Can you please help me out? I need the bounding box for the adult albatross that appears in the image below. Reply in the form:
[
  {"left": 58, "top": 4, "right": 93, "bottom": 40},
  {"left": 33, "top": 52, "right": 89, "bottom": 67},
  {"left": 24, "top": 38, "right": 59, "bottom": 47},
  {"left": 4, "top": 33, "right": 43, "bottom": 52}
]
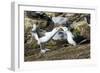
[
  {"left": 31, "top": 24, "right": 62, "bottom": 53},
  {"left": 52, "top": 14, "right": 76, "bottom": 46}
]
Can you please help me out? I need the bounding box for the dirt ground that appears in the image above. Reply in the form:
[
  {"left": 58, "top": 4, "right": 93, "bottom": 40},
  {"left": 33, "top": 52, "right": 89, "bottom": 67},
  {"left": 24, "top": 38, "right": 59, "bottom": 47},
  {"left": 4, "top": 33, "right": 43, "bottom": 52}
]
[{"left": 24, "top": 43, "right": 90, "bottom": 61}]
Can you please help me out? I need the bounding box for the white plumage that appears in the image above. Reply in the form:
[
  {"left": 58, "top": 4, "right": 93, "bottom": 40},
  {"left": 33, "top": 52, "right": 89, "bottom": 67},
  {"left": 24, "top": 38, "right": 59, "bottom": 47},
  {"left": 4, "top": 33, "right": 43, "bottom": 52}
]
[
  {"left": 53, "top": 31, "right": 67, "bottom": 40},
  {"left": 32, "top": 24, "right": 61, "bottom": 53},
  {"left": 53, "top": 27, "right": 76, "bottom": 46},
  {"left": 61, "top": 27, "right": 76, "bottom": 46},
  {"left": 52, "top": 16, "right": 76, "bottom": 46}
]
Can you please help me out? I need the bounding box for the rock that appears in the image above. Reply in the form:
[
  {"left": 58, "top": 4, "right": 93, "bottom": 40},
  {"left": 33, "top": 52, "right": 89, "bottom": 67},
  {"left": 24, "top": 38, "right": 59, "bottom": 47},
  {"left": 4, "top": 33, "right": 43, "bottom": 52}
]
[{"left": 72, "top": 21, "right": 90, "bottom": 40}]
